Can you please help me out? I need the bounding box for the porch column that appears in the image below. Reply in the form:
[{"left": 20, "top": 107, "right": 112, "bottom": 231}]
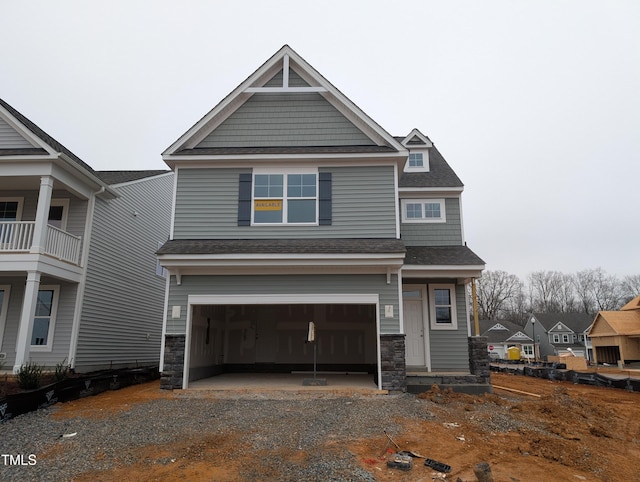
[
  {"left": 13, "top": 271, "right": 41, "bottom": 373},
  {"left": 30, "top": 175, "right": 54, "bottom": 254}
]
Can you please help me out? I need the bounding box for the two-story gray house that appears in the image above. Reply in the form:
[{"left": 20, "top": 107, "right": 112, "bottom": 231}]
[
  {"left": 525, "top": 313, "right": 594, "bottom": 361},
  {"left": 158, "top": 45, "right": 485, "bottom": 392},
  {"left": 0, "top": 98, "right": 173, "bottom": 374}
]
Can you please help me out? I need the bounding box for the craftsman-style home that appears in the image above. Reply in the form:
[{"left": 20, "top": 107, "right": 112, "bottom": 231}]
[{"left": 158, "top": 45, "right": 485, "bottom": 392}]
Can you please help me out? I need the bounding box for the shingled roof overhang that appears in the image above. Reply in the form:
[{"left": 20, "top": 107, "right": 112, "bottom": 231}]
[
  {"left": 402, "top": 245, "right": 485, "bottom": 281},
  {"left": 157, "top": 238, "right": 406, "bottom": 278}
]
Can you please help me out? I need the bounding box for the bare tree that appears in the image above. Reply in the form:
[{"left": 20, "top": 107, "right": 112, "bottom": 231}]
[
  {"left": 476, "top": 270, "right": 523, "bottom": 320},
  {"left": 527, "top": 271, "right": 567, "bottom": 312},
  {"left": 573, "top": 268, "right": 624, "bottom": 314},
  {"left": 621, "top": 274, "right": 640, "bottom": 302}
]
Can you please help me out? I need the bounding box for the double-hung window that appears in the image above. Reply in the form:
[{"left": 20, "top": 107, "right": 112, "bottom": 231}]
[
  {"left": 253, "top": 169, "right": 317, "bottom": 224},
  {"left": 30, "top": 286, "right": 59, "bottom": 351},
  {"left": 401, "top": 199, "right": 446, "bottom": 223},
  {"left": 429, "top": 284, "right": 458, "bottom": 330}
]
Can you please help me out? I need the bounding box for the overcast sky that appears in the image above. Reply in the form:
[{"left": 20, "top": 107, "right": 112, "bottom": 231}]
[{"left": 2, "top": 1, "right": 638, "bottom": 280}]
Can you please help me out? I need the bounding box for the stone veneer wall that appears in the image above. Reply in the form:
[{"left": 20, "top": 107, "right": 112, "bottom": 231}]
[
  {"left": 380, "top": 334, "right": 407, "bottom": 392},
  {"left": 160, "top": 334, "right": 185, "bottom": 390},
  {"left": 468, "top": 336, "right": 490, "bottom": 384}
]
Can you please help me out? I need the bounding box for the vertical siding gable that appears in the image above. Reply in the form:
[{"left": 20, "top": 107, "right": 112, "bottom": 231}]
[
  {"left": 0, "top": 116, "right": 34, "bottom": 148},
  {"left": 196, "top": 93, "right": 375, "bottom": 148}
]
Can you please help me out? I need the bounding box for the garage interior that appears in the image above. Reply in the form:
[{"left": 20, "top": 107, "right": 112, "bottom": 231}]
[{"left": 188, "top": 303, "right": 378, "bottom": 383}]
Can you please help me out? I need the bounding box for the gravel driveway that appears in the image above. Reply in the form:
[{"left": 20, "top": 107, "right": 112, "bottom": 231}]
[{"left": 0, "top": 390, "right": 435, "bottom": 481}]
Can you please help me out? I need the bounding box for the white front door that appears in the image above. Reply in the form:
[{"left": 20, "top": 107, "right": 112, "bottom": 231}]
[{"left": 403, "top": 286, "right": 428, "bottom": 368}]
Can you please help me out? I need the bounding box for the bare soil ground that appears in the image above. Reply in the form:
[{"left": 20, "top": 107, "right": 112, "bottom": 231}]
[{"left": 47, "top": 372, "right": 640, "bottom": 482}]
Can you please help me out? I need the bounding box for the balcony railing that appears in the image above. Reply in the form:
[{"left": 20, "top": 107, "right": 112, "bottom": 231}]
[{"left": 0, "top": 221, "right": 82, "bottom": 266}]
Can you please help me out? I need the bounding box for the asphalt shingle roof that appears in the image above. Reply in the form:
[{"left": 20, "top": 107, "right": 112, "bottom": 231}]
[
  {"left": 95, "top": 170, "right": 169, "bottom": 185},
  {"left": 157, "top": 238, "right": 406, "bottom": 255},
  {"left": 399, "top": 145, "right": 464, "bottom": 188},
  {"left": 0, "top": 97, "right": 96, "bottom": 174},
  {"left": 404, "top": 245, "right": 485, "bottom": 266},
  {"left": 530, "top": 313, "right": 594, "bottom": 332}
]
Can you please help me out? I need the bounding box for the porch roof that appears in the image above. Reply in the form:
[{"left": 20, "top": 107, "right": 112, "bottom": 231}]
[
  {"left": 404, "top": 245, "right": 485, "bottom": 266},
  {"left": 157, "top": 238, "right": 406, "bottom": 255}
]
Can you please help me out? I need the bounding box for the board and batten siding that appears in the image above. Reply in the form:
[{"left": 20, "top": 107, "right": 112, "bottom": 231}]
[
  {"left": 75, "top": 173, "right": 173, "bottom": 371},
  {"left": 196, "top": 92, "right": 374, "bottom": 148},
  {"left": 0, "top": 116, "right": 33, "bottom": 148},
  {"left": 400, "top": 198, "right": 462, "bottom": 246},
  {"left": 165, "top": 273, "right": 400, "bottom": 335},
  {"left": 428, "top": 284, "right": 470, "bottom": 372},
  {"left": 173, "top": 166, "right": 397, "bottom": 239}
]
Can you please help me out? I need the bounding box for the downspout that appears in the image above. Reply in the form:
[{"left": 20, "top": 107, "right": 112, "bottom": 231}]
[{"left": 67, "top": 186, "right": 104, "bottom": 369}]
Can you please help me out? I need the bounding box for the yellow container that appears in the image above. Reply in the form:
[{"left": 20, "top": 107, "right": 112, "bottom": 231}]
[{"left": 507, "top": 346, "right": 520, "bottom": 360}]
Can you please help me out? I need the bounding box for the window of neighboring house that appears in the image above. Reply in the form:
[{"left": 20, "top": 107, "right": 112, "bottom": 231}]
[
  {"left": 562, "top": 334, "right": 570, "bottom": 343},
  {"left": 156, "top": 241, "right": 168, "bottom": 278},
  {"left": 253, "top": 170, "right": 317, "bottom": 224},
  {"left": 552, "top": 334, "right": 560, "bottom": 344},
  {"left": 0, "top": 285, "right": 10, "bottom": 349},
  {"left": 523, "top": 345, "right": 533, "bottom": 356},
  {"left": 578, "top": 334, "right": 585, "bottom": 342},
  {"left": 30, "top": 286, "right": 59, "bottom": 351},
  {"left": 48, "top": 199, "right": 69, "bottom": 230},
  {"left": 0, "top": 198, "right": 23, "bottom": 245},
  {"left": 401, "top": 199, "right": 446, "bottom": 223},
  {"left": 429, "top": 284, "right": 457, "bottom": 330}
]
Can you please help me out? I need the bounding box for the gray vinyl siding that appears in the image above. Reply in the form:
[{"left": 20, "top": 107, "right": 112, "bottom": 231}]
[
  {"left": 0, "top": 277, "right": 76, "bottom": 368},
  {"left": 0, "top": 116, "right": 33, "bottom": 148},
  {"left": 173, "top": 166, "right": 397, "bottom": 239},
  {"left": 74, "top": 173, "right": 173, "bottom": 371},
  {"left": 400, "top": 198, "right": 463, "bottom": 246},
  {"left": 429, "top": 284, "right": 470, "bottom": 371},
  {"left": 165, "top": 273, "right": 400, "bottom": 335},
  {"left": 196, "top": 93, "right": 374, "bottom": 147}
]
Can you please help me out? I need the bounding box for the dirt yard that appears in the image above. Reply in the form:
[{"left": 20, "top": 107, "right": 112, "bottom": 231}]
[{"left": 48, "top": 372, "right": 640, "bottom": 482}]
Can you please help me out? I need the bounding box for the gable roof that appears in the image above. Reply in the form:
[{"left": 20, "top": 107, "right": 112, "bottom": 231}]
[
  {"left": 588, "top": 310, "right": 640, "bottom": 337},
  {"left": 529, "top": 312, "right": 593, "bottom": 332},
  {"left": 163, "top": 45, "right": 406, "bottom": 163},
  {"left": 0, "top": 98, "right": 96, "bottom": 174},
  {"left": 479, "top": 319, "right": 531, "bottom": 343},
  {"left": 621, "top": 295, "right": 640, "bottom": 311}
]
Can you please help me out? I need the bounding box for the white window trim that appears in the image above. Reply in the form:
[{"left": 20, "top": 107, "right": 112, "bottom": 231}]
[
  {"left": 0, "top": 197, "right": 24, "bottom": 221},
  {"left": 30, "top": 285, "right": 59, "bottom": 352},
  {"left": 49, "top": 199, "right": 70, "bottom": 231},
  {"left": 552, "top": 334, "right": 560, "bottom": 343},
  {"left": 401, "top": 198, "right": 446, "bottom": 223},
  {"left": 0, "top": 285, "right": 11, "bottom": 350},
  {"left": 403, "top": 149, "right": 430, "bottom": 172},
  {"left": 428, "top": 283, "right": 458, "bottom": 330},
  {"left": 251, "top": 167, "right": 319, "bottom": 226},
  {"left": 562, "top": 334, "right": 570, "bottom": 343}
]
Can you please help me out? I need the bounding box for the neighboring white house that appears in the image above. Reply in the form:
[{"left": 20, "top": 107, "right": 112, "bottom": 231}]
[{"left": 0, "top": 98, "right": 173, "bottom": 373}]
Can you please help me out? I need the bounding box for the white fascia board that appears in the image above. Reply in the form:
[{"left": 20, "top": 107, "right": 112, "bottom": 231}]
[
  {"left": 244, "top": 86, "right": 328, "bottom": 93},
  {"left": 0, "top": 256, "right": 83, "bottom": 282},
  {"left": 0, "top": 104, "right": 58, "bottom": 154},
  {"left": 170, "top": 265, "right": 397, "bottom": 277},
  {"left": 163, "top": 152, "right": 408, "bottom": 170},
  {"left": 160, "top": 253, "right": 405, "bottom": 266}
]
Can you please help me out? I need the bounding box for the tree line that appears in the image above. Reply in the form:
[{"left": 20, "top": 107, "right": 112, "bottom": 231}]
[{"left": 475, "top": 268, "right": 640, "bottom": 324}]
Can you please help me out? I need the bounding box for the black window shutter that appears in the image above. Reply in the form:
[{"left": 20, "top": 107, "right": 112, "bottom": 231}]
[
  {"left": 318, "top": 172, "right": 332, "bottom": 225},
  {"left": 238, "top": 173, "right": 252, "bottom": 226}
]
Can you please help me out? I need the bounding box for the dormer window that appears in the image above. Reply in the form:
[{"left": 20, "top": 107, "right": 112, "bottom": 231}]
[
  {"left": 404, "top": 149, "right": 429, "bottom": 172},
  {"left": 408, "top": 153, "right": 424, "bottom": 168}
]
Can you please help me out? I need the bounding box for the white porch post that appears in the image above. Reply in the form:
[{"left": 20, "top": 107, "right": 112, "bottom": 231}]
[
  {"left": 13, "top": 271, "right": 41, "bottom": 373},
  {"left": 30, "top": 175, "right": 54, "bottom": 254}
]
